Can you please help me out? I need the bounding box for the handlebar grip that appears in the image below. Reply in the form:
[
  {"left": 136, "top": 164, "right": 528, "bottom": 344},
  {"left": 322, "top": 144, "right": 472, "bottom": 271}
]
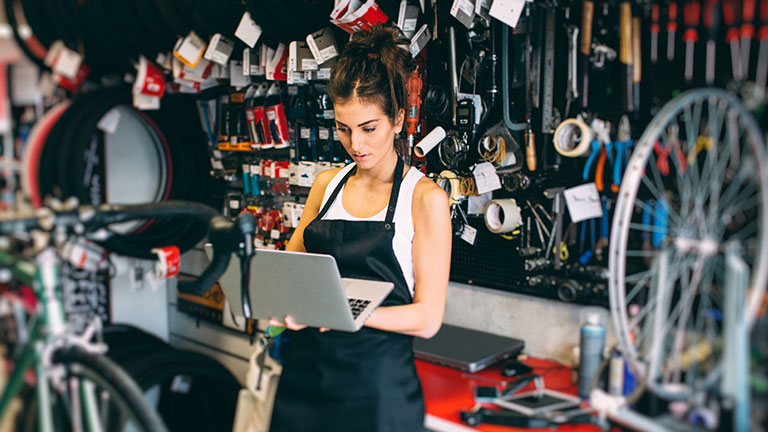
[{"left": 176, "top": 215, "right": 237, "bottom": 296}]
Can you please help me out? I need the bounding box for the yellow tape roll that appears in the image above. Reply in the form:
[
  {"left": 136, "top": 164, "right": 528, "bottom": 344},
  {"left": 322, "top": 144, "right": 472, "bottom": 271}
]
[
  {"left": 437, "top": 170, "right": 462, "bottom": 205},
  {"left": 553, "top": 118, "right": 593, "bottom": 158}
]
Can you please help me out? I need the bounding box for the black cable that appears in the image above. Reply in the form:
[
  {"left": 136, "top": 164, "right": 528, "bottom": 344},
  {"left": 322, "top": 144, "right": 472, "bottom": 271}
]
[{"left": 4, "top": 0, "right": 47, "bottom": 70}]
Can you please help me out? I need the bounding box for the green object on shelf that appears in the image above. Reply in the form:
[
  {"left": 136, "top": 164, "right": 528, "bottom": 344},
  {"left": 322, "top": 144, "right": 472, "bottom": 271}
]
[{"left": 267, "top": 325, "right": 286, "bottom": 338}]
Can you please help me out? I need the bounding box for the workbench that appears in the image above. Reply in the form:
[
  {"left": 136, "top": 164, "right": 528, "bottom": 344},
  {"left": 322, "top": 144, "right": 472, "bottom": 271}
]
[{"left": 416, "top": 358, "right": 602, "bottom": 432}]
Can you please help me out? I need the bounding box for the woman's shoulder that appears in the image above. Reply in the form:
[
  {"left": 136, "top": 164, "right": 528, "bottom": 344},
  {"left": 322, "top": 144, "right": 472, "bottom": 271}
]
[{"left": 412, "top": 176, "right": 449, "bottom": 212}]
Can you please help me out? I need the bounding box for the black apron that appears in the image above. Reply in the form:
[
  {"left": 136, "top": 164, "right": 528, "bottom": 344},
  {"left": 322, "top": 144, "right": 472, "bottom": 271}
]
[{"left": 270, "top": 158, "right": 425, "bottom": 432}]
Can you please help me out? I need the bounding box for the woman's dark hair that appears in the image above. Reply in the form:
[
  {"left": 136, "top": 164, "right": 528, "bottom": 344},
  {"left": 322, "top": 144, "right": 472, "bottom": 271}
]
[{"left": 329, "top": 24, "right": 415, "bottom": 122}]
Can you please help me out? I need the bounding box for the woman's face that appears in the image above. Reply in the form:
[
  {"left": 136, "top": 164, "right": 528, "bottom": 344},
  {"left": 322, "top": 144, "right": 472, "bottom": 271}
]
[{"left": 334, "top": 95, "right": 404, "bottom": 170}]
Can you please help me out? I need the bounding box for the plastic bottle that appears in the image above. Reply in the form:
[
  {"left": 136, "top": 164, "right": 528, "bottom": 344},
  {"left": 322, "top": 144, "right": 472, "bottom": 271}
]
[{"left": 578, "top": 307, "right": 607, "bottom": 398}]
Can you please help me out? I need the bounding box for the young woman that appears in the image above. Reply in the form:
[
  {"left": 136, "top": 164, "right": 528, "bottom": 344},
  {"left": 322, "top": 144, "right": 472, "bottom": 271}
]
[{"left": 267, "top": 25, "right": 452, "bottom": 432}]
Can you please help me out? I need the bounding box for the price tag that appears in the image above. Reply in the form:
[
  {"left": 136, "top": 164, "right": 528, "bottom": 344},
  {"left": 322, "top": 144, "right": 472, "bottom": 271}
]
[
  {"left": 174, "top": 31, "right": 207, "bottom": 68},
  {"left": 300, "top": 127, "right": 311, "bottom": 139},
  {"left": 235, "top": 11, "right": 263, "bottom": 48},
  {"left": 460, "top": 224, "right": 478, "bottom": 245},
  {"left": 472, "top": 162, "right": 502, "bottom": 194},
  {"left": 563, "top": 183, "right": 603, "bottom": 223},
  {"left": 53, "top": 47, "right": 82, "bottom": 80},
  {"left": 318, "top": 128, "right": 330, "bottom": 140},
  {"left": 489, "top": 0, "right": 527, "bottom": 29},
  {"left": 316, "top": 68, "right": 331, "bottom": 80},
  {"left": 270, "top": 229, "right": 280, "bottom": 240}
]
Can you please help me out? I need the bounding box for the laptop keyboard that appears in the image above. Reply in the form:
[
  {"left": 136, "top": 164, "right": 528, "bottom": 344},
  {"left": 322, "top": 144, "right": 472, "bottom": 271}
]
[{"left": 348, "top": 298, "right": 371, "bottom": 319}]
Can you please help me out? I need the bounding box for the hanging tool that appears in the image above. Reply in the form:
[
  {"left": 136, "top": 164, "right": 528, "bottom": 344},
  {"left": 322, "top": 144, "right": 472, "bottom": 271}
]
[
  {"left": 524, "top": 4, "right": 537, "bottom": 172},
  {"left": 544, "top": 188, "right": 565, "bottom": 270},
  {"left": 612, "top": 115, "right": 632, "bottom": 192},
  {"left": 742, "top": 0, "right": 757, "bottom": 79},
  {"left": 758, "top": 0, "right": 768, "bottom": 99},
  {"left": 683, "top": 1, "right": 701, "bottom": 83},
  {"left": 566, "top": 25, "right": 580, "bottom": 117},
  {"left": 580, "top": 0, "right": 594, "bottom": 109},
  {"left": 619, "top": 1, "right": 634, "bottom": 113},
  {"left": 632, "top": 14, "right": 642, "bottom": 114},
  {"left": 531, "top": 5, "right": 543, "bottom": 109},
  {"left": 652, "top": 199, "right": 668, "bottom": 248},
  {"left": 584, "top": 118, "right": 610, "bottom": 182},
  {"left": 578, "top": 218, "right": 597, "bottom": 265},
  {"left": 406, "top": 68, "right": 422, "bottom": 163},
  {"left": 667, "top": 2, "right": 679, "bottom": 62},
  {"left": 655, "top": 124, "right": 686, "bottom": 176},
  {"left": 651, "top": 4, "right": 661, "bottom": 63},
  {"left": 541, "top": 6, "right": 559, "bottom": 170},
  {"left": 594, "top": 196, "right": 609, "bottom": 262},
  {"left": 541, "top": 7, "right": 557, "bottom": 135},
  {"left": 703, "top": 0, "right": 720, "bottom": 85},
  {"left": 449, "top": 26, "right": 459, "bottom": 125},
  {"left": 642, "top": 200, "right": 653, "bottom": 266},
  {"left": 724, "top": 0, "right": 745, "bottom": 81}
]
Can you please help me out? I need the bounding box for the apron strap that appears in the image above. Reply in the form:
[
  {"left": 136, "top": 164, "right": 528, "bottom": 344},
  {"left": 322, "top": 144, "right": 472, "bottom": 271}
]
[
  {"left": 316, "top": 157, "right": 406, "bottom": 222},
  {"left": 384, "top": 157, "right": 405, "bottom": 223}
]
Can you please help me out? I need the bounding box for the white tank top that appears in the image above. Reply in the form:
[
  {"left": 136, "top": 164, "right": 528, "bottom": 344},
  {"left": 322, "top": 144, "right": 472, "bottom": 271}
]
[{"left": 319, "top": 163, "right": 424, "bottom": 297}]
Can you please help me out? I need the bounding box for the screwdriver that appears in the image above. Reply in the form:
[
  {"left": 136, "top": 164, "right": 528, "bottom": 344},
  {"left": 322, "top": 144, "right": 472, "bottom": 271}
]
[
  {"left": 724, "top": 0, "right": 745, "bottom": 81},
  {"left": 683, "top": 1, "right": 700, "bottom": 83},
  {"left": 667, "top": 2, "right": 679, "bottom": 62},
  {"left": 580, "top": 0, "right": 594, "bottom": 109},
  {"left": 703, "top": 0, "right": 720, "bottom": 85},
  {"left": 742, "top": 0, "right": 757, "bottom": 79},
  {"left": 619, "top": 1, "right": 633, "bottom": 112},
  {"left": 651, "top": 4, "right": 661, "bottom": 64},
  {"left": 405, "top": 68, "right": 422, "bottom": 162}
]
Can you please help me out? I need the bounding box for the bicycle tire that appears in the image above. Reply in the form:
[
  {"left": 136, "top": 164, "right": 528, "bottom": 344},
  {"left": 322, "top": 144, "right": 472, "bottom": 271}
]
[{"left": 19, "top": 347, "right": 170, "bottom": 432}]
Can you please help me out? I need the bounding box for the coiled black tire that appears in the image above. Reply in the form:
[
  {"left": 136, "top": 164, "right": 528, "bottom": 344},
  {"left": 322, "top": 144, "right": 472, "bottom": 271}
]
[{"left": 117, "top": 349, "right": 241, "bottom": 432}]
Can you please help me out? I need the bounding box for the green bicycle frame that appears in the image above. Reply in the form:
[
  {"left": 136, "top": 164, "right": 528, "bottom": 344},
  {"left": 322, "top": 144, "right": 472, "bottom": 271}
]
[{"left": 0, "top": 247, "right": 67, "bottom": 432}]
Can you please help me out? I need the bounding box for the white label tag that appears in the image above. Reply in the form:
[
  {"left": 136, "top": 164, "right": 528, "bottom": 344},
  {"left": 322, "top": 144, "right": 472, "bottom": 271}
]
[
  {"left": 97, "top": 108, "right": 121, "bottom": 134},
  {"left": 250, "top": 164, "right": 260, "bottom": 175},
  {"left": 229, "top": 199, "right": 240, "bottom": 209},
  {"left": 132, "top": 93, "right": 161, "bottom": 110},
  {"left": 300, "top": 127, "right": 311, "bottom": 139},
  {"left": 564, "top": 183, "right": 603, "bottom": 223},
  {"left": 301, "top": 58, "right": 319, "bottom": 70},
  {"left": 460, "top": 224, "right": 478, "bottom": 245},
  {"left": 204, "top": 34, "right": 235, "bottom": 65},
  {"left": 316, "top": 69, "right": 331, "bottom": 80},
  {"left": 250, "top": 65, "right": 265, "bottom": 76},
  {"left": 468, "top": 192, "right": 492, "bottom": 215},
  {"left": 270, "top": 229, "right": 280, "bottom": 240},
  {"left": 489, "top": 0, "right": 527, "bottom": 29},
  {"left": 174, "top": 32, "right": 207, "bottom": 68},
  {"left": 403, "top": 18, "right": 418, "bottom": 32},
  {"left": 235, "top": 11, "right": 263, "bottom": 48},
  {"left": 333, "top": 129, "right": 340, "bottom": 140},
  {"left": 472, "top": 162, "right": 502, "bottom": 194},
  {"left": 298, "top": 162, "right": 316, "bottom": 187},
  {"left": 318, "top": 128, "right": 330, "bottom": 140},
  {"left": 229, "top": 60, "right": 249, "bottom": 88},
  {"left": 322, "top": 109, "right": 335, "bottom": 119},
  {"left": 53, "top": 48, "right": 83, "bottom": 80},
  {"left": 319, "top": 45, "right": 338, "bottom": 62}
]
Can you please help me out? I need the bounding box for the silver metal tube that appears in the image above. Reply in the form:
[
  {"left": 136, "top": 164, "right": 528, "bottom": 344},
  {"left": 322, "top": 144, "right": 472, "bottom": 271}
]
[{"left": 448, "top": 26, "right": 458, "bottom": 126}]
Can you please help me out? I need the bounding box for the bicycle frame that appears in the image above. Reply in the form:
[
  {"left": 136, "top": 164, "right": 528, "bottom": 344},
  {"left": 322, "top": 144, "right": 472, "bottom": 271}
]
[{"left": 0, "top": 247, "right": 73, "bottom": 432}]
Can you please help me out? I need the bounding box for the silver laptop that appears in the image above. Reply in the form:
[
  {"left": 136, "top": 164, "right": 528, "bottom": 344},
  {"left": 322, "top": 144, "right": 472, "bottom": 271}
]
[{"left": 205, "top": 247, "right": 394, "bottom": 332}]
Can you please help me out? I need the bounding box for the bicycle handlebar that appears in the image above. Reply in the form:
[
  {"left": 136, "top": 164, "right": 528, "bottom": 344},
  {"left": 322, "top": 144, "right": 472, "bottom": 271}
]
[{"left": 0, "top": 201, "right": 245, "bottom": 296}]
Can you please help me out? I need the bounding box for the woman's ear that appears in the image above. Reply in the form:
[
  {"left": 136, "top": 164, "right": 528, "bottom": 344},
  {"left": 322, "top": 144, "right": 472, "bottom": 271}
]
[{"left": 395, "top": 108, "right": 405, "bottom": 134}]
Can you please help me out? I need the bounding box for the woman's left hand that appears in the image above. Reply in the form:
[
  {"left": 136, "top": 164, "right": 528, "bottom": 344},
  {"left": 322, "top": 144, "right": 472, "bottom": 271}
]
[{"left": 268, "top": 315, "right": 330, "bottom": 333}]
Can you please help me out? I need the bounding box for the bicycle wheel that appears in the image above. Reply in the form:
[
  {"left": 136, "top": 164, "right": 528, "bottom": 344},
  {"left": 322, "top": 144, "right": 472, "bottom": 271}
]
[
  {"left": 609, "top": 88, "right": 768, "bottom": 400},
  {"left": 20, "top": 347, "right": 168, "bottom": 432}
]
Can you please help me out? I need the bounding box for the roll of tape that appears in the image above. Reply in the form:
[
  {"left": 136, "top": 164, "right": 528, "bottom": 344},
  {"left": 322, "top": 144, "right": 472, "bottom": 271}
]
[
  {"left": 414, "top": 126, "right": 447, "bottom": 157},
  {"left": 437, "top": 170, "right": 462, "bottom": 205},
  {"left": 553, "top": 118, "right": 593, "bottom": 157},
  {"left": 484, "top": 198, "right": 522, "bottom": 234}
]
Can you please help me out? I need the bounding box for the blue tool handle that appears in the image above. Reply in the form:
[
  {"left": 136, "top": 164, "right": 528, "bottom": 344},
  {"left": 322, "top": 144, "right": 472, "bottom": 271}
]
[
  {"left": 583, "top": 141, "right": 601, "bottom": 180},
  {"left": 652, "top": 199, "right": 668, "bottom": 248},
  {"left": 250, "top": 175, "right": 261, "bottom": 196},
  {"left": 600, "top": 197, "right": 609, "bottom": 238},
  {"left": 579, "top": 250, "right": 593, "bottom": 265},
  {"left": 243, "top": 172, "right": 252, "bottom": 195},
  {"left": 614, "top": 141, "right": 626, "bottom": 186},
  {"left": 642, "top": 200, "right": 653, "bottom": 240}
]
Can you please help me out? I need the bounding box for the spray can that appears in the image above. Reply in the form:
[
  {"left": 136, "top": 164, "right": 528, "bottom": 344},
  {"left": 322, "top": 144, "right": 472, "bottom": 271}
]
[
  {"left": 608, "top": 347, "right": 625, "bottom": 395},
  {"left": 578, "top": 307, "right": 607, "bottom": 398}
]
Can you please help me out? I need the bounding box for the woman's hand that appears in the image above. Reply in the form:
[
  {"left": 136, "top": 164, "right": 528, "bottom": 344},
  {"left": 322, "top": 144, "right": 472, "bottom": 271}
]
[{"left": 268, "top": 315, "right": 330, "bottom": 333}]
